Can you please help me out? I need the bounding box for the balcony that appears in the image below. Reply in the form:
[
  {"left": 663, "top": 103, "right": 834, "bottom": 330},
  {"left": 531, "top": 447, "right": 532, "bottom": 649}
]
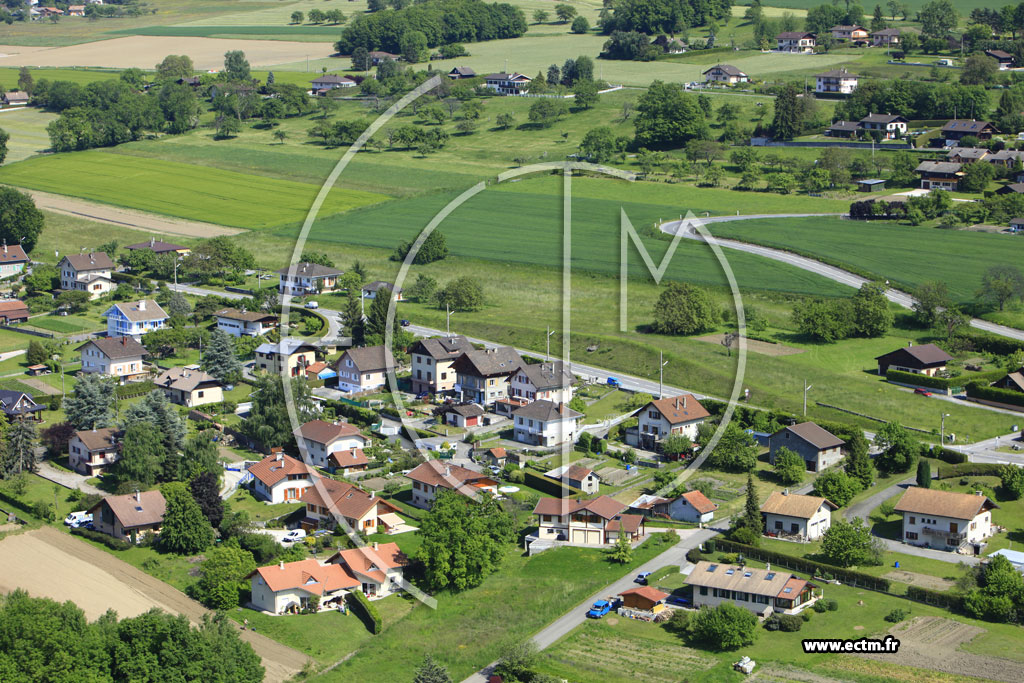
[{"left": 921, "top": 526, "right": 966, "bottom": 541}]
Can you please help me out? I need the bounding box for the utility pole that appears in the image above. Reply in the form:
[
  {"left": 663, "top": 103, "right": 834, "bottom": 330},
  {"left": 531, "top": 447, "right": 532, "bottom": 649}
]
[
  {"left": 546, "top": 327, "right": 555, "bottom": 361},
  {"left": 941, "top": 412, "right": 950, "bottom": 445},
  {"left": 803, "top": 379, "right": 813, "bottom": 416},
  {"left": 659, "top": 351, "right": 669, "bottom": 399},
  {"left": 446, "top": 304, "right": 454, "bottom": 335}
]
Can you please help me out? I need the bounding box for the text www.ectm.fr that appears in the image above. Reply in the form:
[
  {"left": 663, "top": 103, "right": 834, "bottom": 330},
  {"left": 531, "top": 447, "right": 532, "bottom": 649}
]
[{"left": 802, "top": 636, "right": 900, "bottom": 654}]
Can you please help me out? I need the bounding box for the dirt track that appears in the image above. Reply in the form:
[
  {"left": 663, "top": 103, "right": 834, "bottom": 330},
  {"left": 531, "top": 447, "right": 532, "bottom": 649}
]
[
  {"left": 25, "top": 189, "right": 245, "bottom": 238},
  {"left": 0, "top": 526, "right": 309, "bottom": 682},
  {"left": 0, "top": 36, "right": 332, "bottom": 70}
]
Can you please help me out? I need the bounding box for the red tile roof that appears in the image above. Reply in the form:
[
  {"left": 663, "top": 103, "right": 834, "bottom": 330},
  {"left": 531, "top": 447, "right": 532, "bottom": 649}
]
[
  {"left": 619, "top": 586, "right": 668, "bottom": 602},
  {"left": 249, "top": 559, "right": 358, "bottom": 594},
  {"left": 300, "top": 479, "right": 400, "bottom": 520},
  {"left": 680, "top": 490, "right": 718, "bottom": 514},
  {"left": 327, "top": 449, "right": 370, "bottom": 469},
  {"left": 294, "top": 420, "right": 364, "bottom": 445},
  {"left": 405, "top": 460, "right": 498, "bottom": 497},
  {"left": 328, "top": 542, "right": 407, "bottom": 583},
  {"left": 646, "top": 394, "right": 709, "bottom": 425},
  {"left": 247, "top": 453, "right": 318, "bottom": 488}
]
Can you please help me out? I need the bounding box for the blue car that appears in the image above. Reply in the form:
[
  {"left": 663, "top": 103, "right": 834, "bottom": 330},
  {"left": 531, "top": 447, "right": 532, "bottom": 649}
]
[
  {"left": 586, "top": 600, "right": 613, "bottom": 619},
  {"left": 666, "top": 594, "right": 690, "bottom": 607},
  {"left": 606, "top": 377, "right": 621, "bottom": 388}
]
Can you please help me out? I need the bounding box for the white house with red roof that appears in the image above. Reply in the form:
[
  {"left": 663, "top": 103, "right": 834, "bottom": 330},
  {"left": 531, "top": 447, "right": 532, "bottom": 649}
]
[
  {"left": 247, "top": 451, "right": 321, "bottom": 504},
  {"left": 247, "top": 559, "right": 358, "bottom": 614},
  {"left": 299, "top": 478, "right": 405, "bottom": 534},
  {"left": 628, "top": 490, "right": 718, "bottom": 524},
  {"left": 327, "top": 541, "right": 408, "bottom": 598},
  {"left": 293, "top": 419, "right": 369, "bottom": 469},
  {"left": 544, "top": 463, "right": 600, "bottom": 494},
  {"left": 628, "top": 394, "right": 709, "bottom": 454},
  {"left": 405, "top": 459, "right": 500, "bottom": 510}
]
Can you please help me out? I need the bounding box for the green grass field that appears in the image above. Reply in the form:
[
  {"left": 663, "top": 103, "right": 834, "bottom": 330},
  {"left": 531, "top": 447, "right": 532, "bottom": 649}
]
[
  {"left": 26, "top": 315, "right": 98, "bottom": 334},
  {"left": 0, "top": 107, "right": 57, "bottom": 163},
  {"left": 106, "top": 25, "right": 343, "bottom": 42},
  {"left": 0, "top": 150, "right": 387, "bottom": 230},
  {"left": 710, "top": 217, "right": 1021, "bottom": 304}
]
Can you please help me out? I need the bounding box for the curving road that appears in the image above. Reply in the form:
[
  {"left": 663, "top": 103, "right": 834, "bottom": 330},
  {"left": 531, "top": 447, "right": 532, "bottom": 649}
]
[{"left": 662, "top": 215, "right": 1024, "bottom": 343}]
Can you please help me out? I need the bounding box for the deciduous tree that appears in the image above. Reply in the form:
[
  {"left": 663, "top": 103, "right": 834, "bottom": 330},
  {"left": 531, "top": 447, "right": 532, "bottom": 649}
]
[
  {"left": 160, "top": 481, "right": 215, "bottom": 555},
  {"left": 652, "top": 282, "right": 719, "bottom": 336},
  {"left": 773, "top": 447, "right": 806, "bottom": 485}
]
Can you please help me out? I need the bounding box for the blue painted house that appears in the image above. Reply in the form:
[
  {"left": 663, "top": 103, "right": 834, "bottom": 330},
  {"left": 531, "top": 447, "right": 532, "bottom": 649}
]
[
  {"left": 0, "top": 243, "right": 29, "bottom": 279},
  {"left": 104, "top": 299, "right": 169, "bottom": 339}
]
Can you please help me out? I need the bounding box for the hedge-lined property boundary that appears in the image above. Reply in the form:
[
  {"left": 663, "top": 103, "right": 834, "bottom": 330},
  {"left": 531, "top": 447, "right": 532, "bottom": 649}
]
[
  {"left": 522, "top": 470, "right": 583, "bottom": 497},
  {"left": 965, "top": 380, "right": 1024, "bottom": 409},
  {"left": 70, "top": 526, "right": 132, "bottom": 551},
  {"left": 713, "top": 539, "right": 892, "bottom": 592},
  {"left": 936, "top": 462, "right": 1003, "bottom": 479},
  {"left": 347, "top": 589, "right": 381, "bottom": 635}
]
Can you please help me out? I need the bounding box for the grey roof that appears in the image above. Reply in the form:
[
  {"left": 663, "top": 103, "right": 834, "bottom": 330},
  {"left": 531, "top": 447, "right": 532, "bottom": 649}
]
[
  {"left": 857, "top": 178, "right": 887, "bottom": 185},
  {"left": 828, "top": 120, "right": 860, "bottom": 131},
  {"left": 363, "top": 280, "right": 401, "bottom": 294},
  {"left": 703, "top": 64, "right": 746, "bottom": 76},
  {"left": 449, "top": 66, "right": 476, "bottom": 76},
  {"left": 125, "top": 238, "right": 188, "bottom": 253},
  {"left": 410, "top": 335, "right": 474, "bottom": 361},
  {"left": 774, "top": 422, "right": 845, "bottom": 450},
  {"left": 275, "top": 262, "right": 343, "bottom": 278},
  {"left": 777, "top": 31, "right": 815, "bottom": 39},
  {"left": 62, "top": 252, "right": 114, "bottom": 271},
  {"left": 108, "top": 300, "right": 167, "bottom": 323},
  {"left": 0, "top": 390, "right": 42, "bottom": 416},
  {"left": 156, "top": 366, "right": 220, "bottom": 393},
  {"left": 516, "top": 361, "right": 574, "bottom": 391},
  {"left": 915, "top": 161, "right": 962, "bottom": 174},
  {"left": 871, "top": 28, "right": 907, "bottom": 36},
  {"left": 946, "top": 147, "right": 988, "bottom": 160},
  {"left": 485, "top": 73, "right": 531, "bottom": 81},
  {"left": 78, "top": 336, "right": 148, "bottom": 360},
  {"left": 986, "top": 49, "right": 1013, "bottom": 60},
  {"left": 830, "top": 25, "right": 866, "bottom": 31},
  {"left": 215, "top": 307, "right": 277, "bottom": 323},
  {"left": 512, "top": 399, "right": 582, "bottom": 422},
  {"left": 816, "top": 69, "right": 858, "bottom": 78},
  {"left": 450, "top": 403, "right": 484, "bottom": 418},
  {"left": 340, "top": 345, "right": 394, "bottom": 373},
  {"left": 453, "top": 346, "right": 522, "bottom": 377},
  {"left": 311, "top": 74, "right": 354, "bottom": 84},
  {"left": 875, "top": 343, "right": 953, "bottom": 366},
  {"left": 942, "top": 120, "right": 997, "bottom": 134},
  {"left": 860, "top": 113, "right": 906, "bottom": 124}
]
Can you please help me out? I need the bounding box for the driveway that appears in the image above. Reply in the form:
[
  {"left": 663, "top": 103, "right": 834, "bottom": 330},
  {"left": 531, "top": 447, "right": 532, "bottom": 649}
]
[
  {"left": 35, "top": 460, "right": 103, "bottom": 496},
  {"left": 460, "top": 525, "right": 721, "bottom": 683}
]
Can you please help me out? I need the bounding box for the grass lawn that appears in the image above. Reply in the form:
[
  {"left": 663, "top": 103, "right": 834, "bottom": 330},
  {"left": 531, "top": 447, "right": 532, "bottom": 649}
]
[
  {"left": 580, "top": 388, "right": 628, "bottom": 424},
  {"left": 25, "top": 315, "right": 100, "bottom": 335},
  {"left": 0, "top": 106, "right": 58, "bottom": 163},
  {"left": 710, "top": 216, "right": 1023, "bottom": 305},
  {"left": 322, "top": 534, "right": 680, "bottom": 681},
  {"left": 226, "top": 488, "right": 302, "bottom": 524},
  {"left": 0, "top": 150, "right": 388, "bottom": 230},
  {"left": 229, "top": 594, "right": 415, "bottom": 667}
]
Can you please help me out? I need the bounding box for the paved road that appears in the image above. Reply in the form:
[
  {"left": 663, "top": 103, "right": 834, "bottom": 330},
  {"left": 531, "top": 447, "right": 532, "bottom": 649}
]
[
  {"left": 664, "top": 217, "right": 1024, "bottom": 343},
  {"left": 460, "top": 525, "right": 721, "bottom": 683}
]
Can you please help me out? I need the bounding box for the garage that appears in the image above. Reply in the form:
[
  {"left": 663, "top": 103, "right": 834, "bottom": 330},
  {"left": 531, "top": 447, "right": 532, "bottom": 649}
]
[{"left": 571, "top": 529, "right": 602, "bottom": 545}]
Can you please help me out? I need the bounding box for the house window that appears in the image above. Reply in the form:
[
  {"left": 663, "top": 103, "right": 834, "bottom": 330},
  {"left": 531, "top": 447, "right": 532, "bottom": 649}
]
[
  {"left": 909, "top": 516, "right": 915, "bottom": 525},
  {"left": 774, "top": 521, "right": 782, "bottom": 530},
  {"left": 699, "top": 586, "right": 708, "bottom": 596},
  {"left": 197, "top": 391, "right": 204, "bottom": 398},
  {"left": 905, "top": 532, "right": 918, "bottom": 540}
]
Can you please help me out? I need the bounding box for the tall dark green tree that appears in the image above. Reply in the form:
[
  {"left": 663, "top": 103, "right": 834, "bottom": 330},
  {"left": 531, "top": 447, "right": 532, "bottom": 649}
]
[
  {"left": 738, "top": 472, "right": 761, "bottom": 532},
  {"left": 771, "top": 84, "right": 801, "bottom": 141},
  {"left": 190, "top": 470, "right": 224, "bottom": 528},
  {"left": 365, "top": 285, "right": 394, "bottom": 340},
  {"left": 241, "top": 374, "right": 316, "bottom": 450},
  {"left": 916, "top": 459, "right": 931, "bottom": 488},
  {"left": 123, "top": 390, "right": 186, "bottom": 469},
  {"left": 201, "top": 328, "right": 242, "bottom": 384},
  {"left": 843, "top": 432, "right": 875, "bottom": 489},
  {"left": 64, "top": 373, "right": 116, "bottom": 430},
  {"left": 180, "top": 432, "right": 220, "bottom": 482},
  {"left": 2, "top": 419, "right": 37, "bottom": 478},
  {"left": 651, "top": 282, "right": 719, "bottom": 336},
  {"left": 0, "top": 187, "right": 44, "bottom": 252},
  {"left": 852, "top": 281, "right": 893, "bottom": 337},
  {"left": 160, "top": 481, "right": 215, "bottom": 554},
  {"left": 114, "top": 423, "right": 165, "bottom": 488},
  {"left": 223, "top": 50, "right": 251, "bottom": 81},
  {"left": 633, "top": 80, "right": 709, "bottom": 149},
  {"left": 341, "top": 292, "right": 365, "bottom": 346}
]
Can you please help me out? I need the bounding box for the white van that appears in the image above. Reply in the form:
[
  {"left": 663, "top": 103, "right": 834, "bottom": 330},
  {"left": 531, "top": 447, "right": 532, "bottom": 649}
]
[
  {"left": 282, "top": 529, "right": 307, "bottom": 543},
  {"left": 64, "top": 511, "right": 92, "bottom": 527}
]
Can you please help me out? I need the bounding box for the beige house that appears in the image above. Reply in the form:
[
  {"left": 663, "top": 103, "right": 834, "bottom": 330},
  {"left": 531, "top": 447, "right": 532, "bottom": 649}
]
[
  {"left": 294, "top": 419, "right": 368, "bottom": 470},
  {"left": 336, "top": 345, "right": 395, "bottom": 395},
  {"left": 68, "top": 427, "right": 120, "bottom": 476},
  {"left": 300, "top": 478, "right": 405, "bottom": 534},
  {"left": 88, "top": 490, "right": 166, "bottom": 543},
  {"left": 895, "top": 486, "right": 998, "bottom": 552},
  {"left": 532, "top": 495, "right": 646, "bottom": 546},
  {"left": 776, "top": 31, "right": 816, "bottom": 52},
  {"left": 276, "top": 262, "right": 343, "bottom": 296},
  {"left": 254, "top": 339, "right": 317, "bottom": 377},
  {"left": 761, "top": 491, "right": 837, "bottom": 541},
  {"left": 871, "top": 27, "right": 909, "bottom": 46},
  {"left": 155, "top": 365, "right": 223, "bottom": 407},
  {"left": 875, "top": 343, "right": 952, "bottom": 377},
  {"left": 815, "top": 69, "right": 858, "bottom": 94},
  {"left": 406, "top": 460, "right": 499, "bottom": 509},
  {"left": 510, "top": 361, "right": 575, "bottom": 405},
  {"left": 248, "top": 559, "right": 357, "bottom": 614},
  {"left": 768, "top": 422, "right": 845, "bottom": 472},
  {"left": 453, "top": 346, "right": 522, "bottom": 406},
  {"left": 77, "top": 336, "right": 148, "bottom": 383},
  {"left": 327, "top": 541, "right": 408, "bottom": 598},
  {"left": 686, "top": 561, "right": 819, "bottom": 616},
  {"left": 409, "top": 335, "right": 473, "bottom": 395},
  {"left": 512, "top": 400, "right": 583, "bottom": 447},
  {"left": 829, "top": 25, "right": 868, "bottom": 41},
  {"left": 628, "top": 394, "right": 709, "bottom": 455},
  {"left": 628, "top": 490, "right": 718, "bottom": 524},
  {"left": 59, "top": 252, "right": 114, "bottom": 299},
  {"left": 247, "top": 451, "right": 321, "bottom": 504},
  {"left": 702, "top": 64, "right": 748, "bottom": 84}
]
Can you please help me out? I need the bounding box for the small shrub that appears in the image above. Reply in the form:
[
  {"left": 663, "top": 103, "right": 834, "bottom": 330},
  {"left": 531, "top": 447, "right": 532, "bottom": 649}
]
[
  {"left": 801, "top": 610, "right": 812, "bottom": 622},
  {"left": 885, "top": 607, "right": 908, "bottom": 623},
  {"left": 685, "top": 548, "right": 706, "bottom": 564},
  {"left": 778, "top": 614, "right": 803, "bottom": 632},
  {"left": 718, "top": 553, "right": 737, "bottom": 564},
  {"left": 70, "top": 526, "right": 131, "bottom": 551},
  {"left": 813, "top": 601, "right": 828, "bottom": 613},
  {"left": 826, "top": 598, "right": 839, "bottom": 611},
  {"left": 764, "top": 615, "right": 780, "bottom": 631},
  {"left": 704, "top": 539, "right": 716, "bottom": 554}
]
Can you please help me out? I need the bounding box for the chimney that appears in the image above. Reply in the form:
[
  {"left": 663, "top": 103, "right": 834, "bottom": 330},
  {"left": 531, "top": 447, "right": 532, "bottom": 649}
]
[
  {"left": 280, "top": 560, "right": 285, "bottom": 570},
  {"left": 276, "top": 452, "right": 283, "bottom": 462},
  {"left": 444, "top": 465, "right": 451, "bottom": 477},
  {"left": 2, "top": 240, "right": 6, "bottom": 254},
  {"left": 908, "top": 341, "right": 913, "bottom": 347},
  {"left": 149, "top": 237, "right": 155, "bottom": 248},
  {"left": 766, "top": 562, "right": 770, "bottom": 571},
  {"left": 138, "top": 300, "right": 146, "bottom": 312},
  {"left": 372, "top": 541, "right": 378, "bottom": 550},
  {"left": 783, "top": 488, "right": 789, "bottom": 496},
  {"left": 683, "top": 395, "right": 687, "bottom": 409},
  {"left": 121, "top": 337, "right": 126, "bottom": 346},
  {"left": 134, "top": 489, "right": 141, "bottom": 502},
  {"left": 975, "top": 490, "right": 983, "bottom": 496}
]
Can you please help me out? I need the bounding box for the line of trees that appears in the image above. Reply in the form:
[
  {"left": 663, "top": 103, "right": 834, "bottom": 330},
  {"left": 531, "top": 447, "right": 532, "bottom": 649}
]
[
  {"left": 599, "top": 0, "right": 733, "bottom": 35},
  {"left": 832, "top": 80, "right": 989, "bottom": 124},
  {"left": 792, "top": 282, "right": 893, "bottom": 343},
  {"left": 334, "top": 0, "right": 527, "bottom": 54}
]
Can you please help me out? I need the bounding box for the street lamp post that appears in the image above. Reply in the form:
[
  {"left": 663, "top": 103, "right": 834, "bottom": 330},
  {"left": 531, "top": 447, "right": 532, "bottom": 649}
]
[
  {"left": 51, "top": 354, "right": 64, "bottom": 401},
  {"left": 803, "top": 379, "right": 813, "bottom": 417},
  {"left": 659, "top": 351, "right": 669, "bottom": 399},
  {"left": 546, "top": 327, "right": 555, "bottom": 361},
  {"left": 941, "top": 413, "right": 950, "bottom": 445}
]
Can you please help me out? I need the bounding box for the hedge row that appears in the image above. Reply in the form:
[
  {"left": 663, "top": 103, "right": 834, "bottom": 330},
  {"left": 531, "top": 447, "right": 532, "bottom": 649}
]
[
  {"left": 906, "top": 585, "right": 962, "bottom": 610},
  {"left": 932, "top": 447, "right": 967, "bottom": 465},
  {"left": 965, "top": 381, "right": 1024, "bottom": 409},
  {"left": 953, "top": 329, "right": 1024, "bottom": 357},
  {"left": 116, "top": 380, "right": 155, "bottom": 399},
  {"left": 713, "top": 539, "right": 892, "bottom": 592},
  {"left": 936, "top": 462, "right": 1004, "bottom": 479},
  {"left": 347, "top": 589, "right": 381, "bottom": 635},
  {"left": 886, "top": 368, "right": 1006, "bottom": 391},
  {"left": 70, "top": 526, "right": 132, "bottom": 551},
  {"left": 522, "top": 470, "right": 583, "bottom": 498},
  {"left": 325, "top": 400, "right": 379, "bottom": 427}
]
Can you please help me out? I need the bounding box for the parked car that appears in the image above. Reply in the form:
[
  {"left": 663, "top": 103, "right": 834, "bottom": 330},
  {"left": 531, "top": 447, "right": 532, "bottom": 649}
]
[
  {"left": 586, "top": 600, "right": 613, "bottom": 619},
  {"left": 400, "top": 319, "right": 411, "bottom": 327},
  {"left": 913, "top": 388, "right": 933, "bottom": 397},
  {"left": 305, "top": 300, "right": 319, "bottom": 309},
  {"left": 666, "top": 594, "right": 691, "bottom": 607},
  {"left": 282, "top": 529, "right": 307, "bottom": 543},
  {"left": 634, "top": 571, "right": 652, "bottom": 585},
  {"left": 64, "top": 511, "right": 92, "bottom": 527}
]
